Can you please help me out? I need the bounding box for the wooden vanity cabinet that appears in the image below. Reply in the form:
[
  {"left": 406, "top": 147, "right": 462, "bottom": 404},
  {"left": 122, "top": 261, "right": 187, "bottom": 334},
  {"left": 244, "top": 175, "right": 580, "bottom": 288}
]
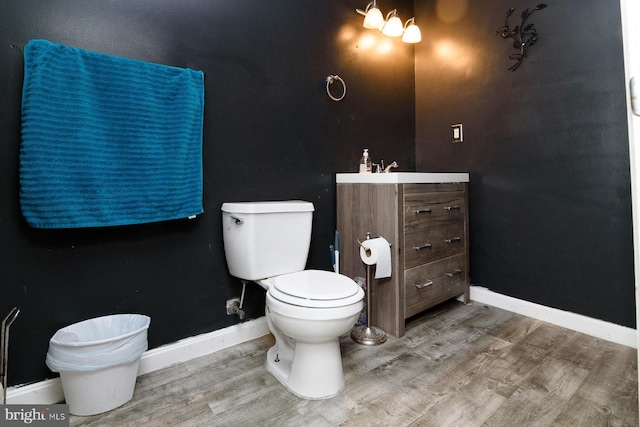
[{"left": 336, "top": 182, "right": 470, "bottom": 337}]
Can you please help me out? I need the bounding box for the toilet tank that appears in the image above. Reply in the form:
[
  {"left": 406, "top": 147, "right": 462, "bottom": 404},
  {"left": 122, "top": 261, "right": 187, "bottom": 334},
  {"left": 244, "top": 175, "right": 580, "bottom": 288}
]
[{"left": 221, "top": 201, "right": 315, "bottom": 281}]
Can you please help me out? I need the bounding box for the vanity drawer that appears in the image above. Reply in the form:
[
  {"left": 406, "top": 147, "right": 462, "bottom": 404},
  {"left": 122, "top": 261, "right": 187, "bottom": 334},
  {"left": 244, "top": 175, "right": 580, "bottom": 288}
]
[
  {"left": 404, "top": 220, "right": 465, "bottom": 269},
  {"left": 404, "top": 193, "right": 465, "bottom": 230},
  {"left": 404, "top": 254, "right": 466, "bottom": 318}
]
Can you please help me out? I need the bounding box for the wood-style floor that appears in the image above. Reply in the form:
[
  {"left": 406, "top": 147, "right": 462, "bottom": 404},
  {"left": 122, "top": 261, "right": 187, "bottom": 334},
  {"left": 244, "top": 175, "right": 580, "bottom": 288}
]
[{"left": 70, "top": 301, "right": 638, "bottom": 427}]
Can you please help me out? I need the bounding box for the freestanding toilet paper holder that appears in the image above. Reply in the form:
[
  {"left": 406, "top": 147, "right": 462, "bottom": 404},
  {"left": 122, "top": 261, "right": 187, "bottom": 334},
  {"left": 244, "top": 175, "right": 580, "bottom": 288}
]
[{"left": 351, "top": 233, "right": 387, "bottom": 346}]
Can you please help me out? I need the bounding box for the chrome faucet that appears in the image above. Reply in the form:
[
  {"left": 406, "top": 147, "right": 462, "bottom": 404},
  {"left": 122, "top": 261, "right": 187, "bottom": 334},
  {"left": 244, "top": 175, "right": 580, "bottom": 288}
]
[
  {"left": 384, "top": 161, "right": 398, "bottom": 173},
  {"left": 376, "top": 160, "right": 398, "bottom": 173}
]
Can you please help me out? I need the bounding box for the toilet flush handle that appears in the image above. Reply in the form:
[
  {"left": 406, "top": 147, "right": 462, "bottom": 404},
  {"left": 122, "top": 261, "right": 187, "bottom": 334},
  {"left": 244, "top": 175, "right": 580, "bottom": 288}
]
[{"left": 230, "top": 215, "right": 244, "bottom": 225}]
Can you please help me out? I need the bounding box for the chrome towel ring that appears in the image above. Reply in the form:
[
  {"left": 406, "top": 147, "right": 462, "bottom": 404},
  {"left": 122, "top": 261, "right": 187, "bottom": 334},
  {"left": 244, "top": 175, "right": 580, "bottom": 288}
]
[{"left": 326, "top": 75, "right": 346, "bottom": 102}]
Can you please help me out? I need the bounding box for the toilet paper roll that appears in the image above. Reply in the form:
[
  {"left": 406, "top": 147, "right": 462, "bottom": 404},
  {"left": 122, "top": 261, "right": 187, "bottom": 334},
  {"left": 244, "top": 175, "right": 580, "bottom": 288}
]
[{"left": 360, "top": 237, "right": 392, "bottom": 279}]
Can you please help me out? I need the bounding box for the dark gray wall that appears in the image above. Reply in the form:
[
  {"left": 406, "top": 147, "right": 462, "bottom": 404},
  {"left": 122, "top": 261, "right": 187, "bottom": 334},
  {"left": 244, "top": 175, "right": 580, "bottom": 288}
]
[
  {"left": 0, "top": 0, "right": 415, "bottom": 385},
  {"left": 415, "top": 1, "right": 634, "bottom": 327}
]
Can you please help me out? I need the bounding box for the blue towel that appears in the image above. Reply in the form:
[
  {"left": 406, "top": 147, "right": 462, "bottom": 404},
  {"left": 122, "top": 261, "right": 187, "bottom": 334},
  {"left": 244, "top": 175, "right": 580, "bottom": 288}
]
[{"left": 20, "top": 39, "right": 204, "bottom": 228}]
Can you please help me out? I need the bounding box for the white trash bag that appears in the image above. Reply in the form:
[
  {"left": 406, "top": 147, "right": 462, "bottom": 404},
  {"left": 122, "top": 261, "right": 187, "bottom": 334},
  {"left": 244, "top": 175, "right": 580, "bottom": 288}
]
[{"left": 46, "top": 314, "right": 151, "bottom": 372}]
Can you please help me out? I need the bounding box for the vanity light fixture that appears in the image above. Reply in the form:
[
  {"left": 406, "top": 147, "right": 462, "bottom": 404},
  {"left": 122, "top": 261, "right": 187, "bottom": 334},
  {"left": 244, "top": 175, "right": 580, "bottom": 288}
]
[
  {"left": 401, "top": 17, "right": 422, "bottom": 43},
  {"left": 356, "top": 2, "right": 421, "bottom": 43}
]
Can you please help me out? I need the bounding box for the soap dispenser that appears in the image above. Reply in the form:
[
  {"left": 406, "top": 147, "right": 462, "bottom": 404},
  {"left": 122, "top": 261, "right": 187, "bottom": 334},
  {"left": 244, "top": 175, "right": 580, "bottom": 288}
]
[{"left": 359, "top": 149, "right": 372, "bottom": 173}]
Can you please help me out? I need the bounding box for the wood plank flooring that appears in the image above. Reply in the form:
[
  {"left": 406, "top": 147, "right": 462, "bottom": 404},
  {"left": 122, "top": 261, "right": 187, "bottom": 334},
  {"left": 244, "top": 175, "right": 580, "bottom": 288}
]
[{"left": 70, "top": 301, "right": 638, "bottom": 426}]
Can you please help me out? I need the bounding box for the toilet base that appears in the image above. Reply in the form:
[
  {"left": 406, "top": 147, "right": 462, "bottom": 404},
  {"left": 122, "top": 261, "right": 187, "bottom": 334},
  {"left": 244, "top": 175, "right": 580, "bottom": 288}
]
[{"left": 266, "top": 340, "right": 345, "bottom": 400}]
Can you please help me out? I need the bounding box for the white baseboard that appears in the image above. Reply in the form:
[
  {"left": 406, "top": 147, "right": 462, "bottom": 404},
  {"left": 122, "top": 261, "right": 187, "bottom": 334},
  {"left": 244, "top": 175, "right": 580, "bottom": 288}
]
[
  {"left": 6, "top": 317, "right": 269, "bottom": 405},
  {"left": 9, "top": 290, "right": 636, "bottom": 404},
  {"left": 469, "top": 286, "right": 637, "bottom": 348},
  {"left": 137, "top": 316, "right": 268, "bottom": 376}
]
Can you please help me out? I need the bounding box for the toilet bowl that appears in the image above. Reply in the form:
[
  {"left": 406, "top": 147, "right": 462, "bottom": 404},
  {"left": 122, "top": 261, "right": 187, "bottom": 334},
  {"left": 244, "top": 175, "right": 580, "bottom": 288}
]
[
  {"left": 221, "top": 200, "right": 365, "bottom": 399},
  {"left": 259, "top": 270, "right": 364, "bottom": 399}
]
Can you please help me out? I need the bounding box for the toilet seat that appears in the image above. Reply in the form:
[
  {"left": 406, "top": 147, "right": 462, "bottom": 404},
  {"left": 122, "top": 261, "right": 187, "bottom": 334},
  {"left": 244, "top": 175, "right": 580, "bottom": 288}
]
[{"left": 268, "top": 270, "right": 363, "bottom": 308}]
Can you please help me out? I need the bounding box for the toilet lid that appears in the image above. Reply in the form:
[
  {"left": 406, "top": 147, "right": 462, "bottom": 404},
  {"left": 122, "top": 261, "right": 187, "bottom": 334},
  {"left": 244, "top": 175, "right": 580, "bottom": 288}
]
[{"left": 269, "top": 270, "right": 363, "bottom": 308}]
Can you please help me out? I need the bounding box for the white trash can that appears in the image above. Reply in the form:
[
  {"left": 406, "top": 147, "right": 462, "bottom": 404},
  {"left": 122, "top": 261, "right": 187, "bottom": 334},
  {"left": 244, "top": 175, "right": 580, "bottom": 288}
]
[{"left": 46, "top": 314, "right": 151, "bottom": 416}]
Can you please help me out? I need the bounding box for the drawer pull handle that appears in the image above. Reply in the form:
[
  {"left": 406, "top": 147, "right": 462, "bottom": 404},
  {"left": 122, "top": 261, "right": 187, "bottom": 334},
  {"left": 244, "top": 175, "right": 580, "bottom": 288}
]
[
  {"left": 413, "top": 244, "right": 432, "bottom": 251},
  {"left": 446, "top": 269, "right": 462, "bottom": 277},
  {"left": 445, "top": 237, "right": 462, "bottom": 244},
  {"left": 415, "top": 280, "right": 434, "bottom": 289},
  {"left": 414, "top": 208, "right": 432, "bottom": 214},
  {"left": 444, "top": 206, "right": 461, "bottom": 211}
]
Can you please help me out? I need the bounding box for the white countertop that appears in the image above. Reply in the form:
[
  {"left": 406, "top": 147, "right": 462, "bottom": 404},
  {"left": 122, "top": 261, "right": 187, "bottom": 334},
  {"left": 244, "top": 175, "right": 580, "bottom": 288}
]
[{"left": 336, "top": 172, "right": 469, "bottom": 184}]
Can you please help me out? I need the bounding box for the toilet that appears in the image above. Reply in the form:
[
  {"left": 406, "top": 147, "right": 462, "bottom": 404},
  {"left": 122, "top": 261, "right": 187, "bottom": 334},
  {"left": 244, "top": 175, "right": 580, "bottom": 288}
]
[{"left": 221, "top": 200, "right": 364, "bottom": 399}]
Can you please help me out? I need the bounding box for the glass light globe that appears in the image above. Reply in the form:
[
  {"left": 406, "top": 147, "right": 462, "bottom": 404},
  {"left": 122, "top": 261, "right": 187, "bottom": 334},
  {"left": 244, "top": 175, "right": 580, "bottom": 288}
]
[
  {"left": 382, "top": 11, "right": 403, "bottom": 37},
  {"left": 363, "top": 7, "right": 384, "bottom": 29},
  {"left": 402, "top": 23, "right": 422, "bottom": 43}
]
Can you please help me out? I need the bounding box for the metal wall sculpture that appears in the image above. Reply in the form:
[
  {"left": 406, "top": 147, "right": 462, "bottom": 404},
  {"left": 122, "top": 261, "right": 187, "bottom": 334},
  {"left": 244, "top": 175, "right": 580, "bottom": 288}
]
[{"left": 497, "top": 4, "right": 547, "bottom": 71}]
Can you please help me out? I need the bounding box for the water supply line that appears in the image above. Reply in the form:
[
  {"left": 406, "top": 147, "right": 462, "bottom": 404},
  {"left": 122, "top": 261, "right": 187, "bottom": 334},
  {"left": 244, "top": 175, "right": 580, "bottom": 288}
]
[
  {"left": 227, "top": 281, "right": 247, "bottom": 321},
  {"left": 1, "top": 306, "right": 20, "bottom": 404}
]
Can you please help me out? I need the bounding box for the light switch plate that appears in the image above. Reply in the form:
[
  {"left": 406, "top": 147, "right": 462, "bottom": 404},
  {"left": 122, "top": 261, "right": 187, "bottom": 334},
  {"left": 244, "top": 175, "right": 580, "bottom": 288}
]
[{"left": 452, "top": 123, "right": 463, "bottom": 143}]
